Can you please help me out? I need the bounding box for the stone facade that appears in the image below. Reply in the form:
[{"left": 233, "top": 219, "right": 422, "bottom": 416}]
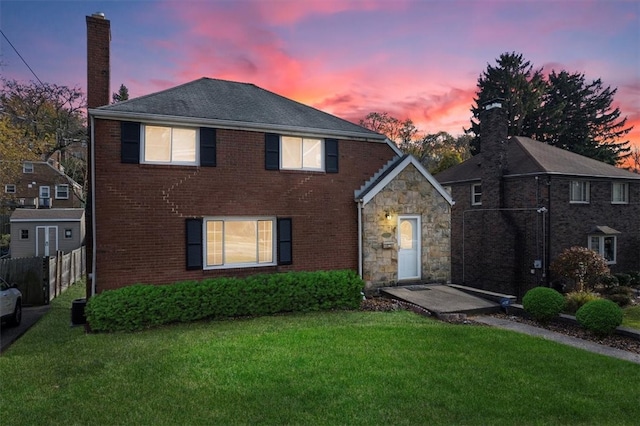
[{"left": 362, "top": 164, "right": 451, "bottom": 290}]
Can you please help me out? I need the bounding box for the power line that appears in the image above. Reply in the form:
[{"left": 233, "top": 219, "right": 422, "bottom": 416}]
[{"left": 0, "top": 28, "right": 44, "bottom": 86}]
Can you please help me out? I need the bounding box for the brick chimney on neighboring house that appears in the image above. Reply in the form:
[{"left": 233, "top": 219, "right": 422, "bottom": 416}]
[
  {"left": 85, "top": 13, "right": 110, "bottom": 299},
  {"left": 480, "top": 99, "right": 509, "bottom": 209}
]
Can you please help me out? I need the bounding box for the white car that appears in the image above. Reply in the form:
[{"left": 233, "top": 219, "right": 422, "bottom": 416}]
[{"left": 0, "top": 277, "right": 22, "bottom": 326}]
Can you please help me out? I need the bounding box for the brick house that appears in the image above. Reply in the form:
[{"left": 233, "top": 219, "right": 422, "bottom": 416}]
[
  {"left": 85, "top": 14, "right": 452, "bottom": 296},
  {"left": 435, "top": 100, "right": 640, "bottom": 299},
  {"left": 2, "top": 160, "right": 83, "bottom": 210}
]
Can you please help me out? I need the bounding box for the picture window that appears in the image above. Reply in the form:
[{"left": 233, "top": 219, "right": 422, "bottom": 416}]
[{"left": 205, "top": 218, "right": 275, "bottom": 269}]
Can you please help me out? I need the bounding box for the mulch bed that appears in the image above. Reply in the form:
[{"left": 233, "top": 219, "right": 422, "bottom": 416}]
[{"left": 360, "top": 297, "right": 640, "bottom": 355}]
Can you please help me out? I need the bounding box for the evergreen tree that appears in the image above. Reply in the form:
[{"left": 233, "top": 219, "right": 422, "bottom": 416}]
[
  {"left": 467, "top": 53, "right": 632, "bottom": 165},
  {"left": 112, "top": 84, "right": 129, "bottom": 104}
]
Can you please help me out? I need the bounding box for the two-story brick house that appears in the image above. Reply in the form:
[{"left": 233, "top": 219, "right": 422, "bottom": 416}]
[
  {"left": 436, "top": 101, "right": 640, "bottom": 299},
  {"left": 85, "top": 14, "right": 452, "bottom": 296},
  {"left": 2, "top": 160, "right": 83, "bottom": 210}
]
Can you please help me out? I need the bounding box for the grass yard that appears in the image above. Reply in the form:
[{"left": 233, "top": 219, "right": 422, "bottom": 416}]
[
  {"left": 1, "top": 283, "right": 639, "bottom": 426},
  {"left": 623, "top": 305, "right": 640, "bottom": 329}
]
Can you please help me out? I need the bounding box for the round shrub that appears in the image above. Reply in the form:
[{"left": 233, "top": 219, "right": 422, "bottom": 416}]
[
  {"left": 522, "top": 287, "right": 565, "bottom": 324},
  {"left": 564, "top": 291, "right": 600, "bottom": 315},
  {"left": 576, "top": 299, "right": 623, "bottom": 336}
]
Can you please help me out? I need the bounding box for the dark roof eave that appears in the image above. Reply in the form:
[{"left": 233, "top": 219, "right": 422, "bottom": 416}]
[{"left": 88, "top": 109, "right": 388, "bottom": 143}]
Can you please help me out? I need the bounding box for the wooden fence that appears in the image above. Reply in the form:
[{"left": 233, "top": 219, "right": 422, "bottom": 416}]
[{"left": 0, "top": 246, "right": 85, "bottom": 305}]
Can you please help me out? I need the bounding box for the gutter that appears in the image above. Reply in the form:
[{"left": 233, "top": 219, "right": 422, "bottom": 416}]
[
  {"left": 87, "top": 109, "right": 388, "bottom": 143},
  {"left": 357, "top": 200, "right": 363, "bottom": 278},
  {"left": 90, "top": 115, "right": 97, "bottom": 297}
]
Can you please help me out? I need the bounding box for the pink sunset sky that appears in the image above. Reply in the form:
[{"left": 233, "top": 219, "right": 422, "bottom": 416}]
[{"left": 1, "top": 0, "right": 639, "bottom": 156}]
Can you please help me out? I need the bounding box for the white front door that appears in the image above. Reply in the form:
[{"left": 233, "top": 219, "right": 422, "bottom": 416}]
[
  {"left": 398, "top": 216, "right": 420, "bottom": 280},
  {"left": 36, "top": 226, "right": 58, "bottom": 257}
]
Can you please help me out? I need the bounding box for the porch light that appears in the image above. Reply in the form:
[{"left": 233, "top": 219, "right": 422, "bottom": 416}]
[{"left": 384, "top": 211, "right": 391, "bottom": 220}]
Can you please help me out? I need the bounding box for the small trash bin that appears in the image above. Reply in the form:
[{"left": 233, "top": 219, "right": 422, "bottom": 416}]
[{"left": 71, "top": 298, "right": 86, "bottom": 325}]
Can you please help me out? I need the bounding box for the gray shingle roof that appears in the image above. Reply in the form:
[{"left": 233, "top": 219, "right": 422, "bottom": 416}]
[
  {"left": 435, "top": 136, "right": 640, "bottom": 184},
  {"left": 90, "top": 77, "right": 386, "bottom": 141},
  {"left": 10, "top": 208, "right": 85, "bottom": 222}
]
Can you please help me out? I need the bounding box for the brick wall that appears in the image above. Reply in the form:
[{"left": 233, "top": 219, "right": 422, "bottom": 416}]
[{"left": 93, "top": 120, "right": 396, "bottom": 291}]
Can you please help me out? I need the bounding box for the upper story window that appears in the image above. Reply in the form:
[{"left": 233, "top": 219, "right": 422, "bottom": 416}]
[
  {"left": 471, "top": 183, "right": 482, "bottom": 206},
  {"left": 611, "top": 182, "right": 628, "bottom": 204},
  {"left": 23, "top": 162, "right": 34, "bottom": 173},
  {"left": 4, "top": 184, "right": 16, "bottom": 194},
  {"left": 281, "top": 136, "right": 323, "bottom": 171},
  {"left": 142, "top": 125, "right": 197, "bottom": 165},
  {"left": 570, "top": 180, "right": 589, "bottom": 204},
  {"left": 204, "top": 217, "right": 276, "bottom": 269},
  {"left": 55, "top": 184, "right": 69, "bottom": 199},
  {"left": 588, "top": 235, "right": 616, "bottom": 264},
  {"left": 265, "top": 133, "right": 338, "bottom": 173}
]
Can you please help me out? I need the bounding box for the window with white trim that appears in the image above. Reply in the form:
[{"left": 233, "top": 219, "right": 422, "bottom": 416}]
[
  {"left": 4, "top": 184, "right": 16, "bottom": 193},
  {"left": 205, "top": 218, "right": 275, "bottom": 269},
  {"left": 281, "top": 136, "right": 323, "bottom": 170},
  {"left": 142, "top": 125, "right": 197, "bottom": 164},
  {"left": 23, "top": 162, "right": 33, "bottom": 173},
  {"left": 471, "top": 183, "right": 482, "bottom": 205},
  {"left": 570, "top": 181, "right": 589, "bottom": 203},
  {"left": 55, "top": 184, "right": 69, "bottom": 199},
  {"left": 611, "top": 182, "right": 628, "bottom": 204},
  {"left": 588, "top": 235, "right": 616, "bottom": 264},
  {"left": 39, "top": 186, "right": 50, "bottom": 199},
  {"left": 64, "top": 229, "right": 72, "bottom": 239}
]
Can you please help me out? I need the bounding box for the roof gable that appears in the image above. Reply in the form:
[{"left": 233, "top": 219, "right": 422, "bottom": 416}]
[
  {"left": 90, "top": 77, "right": 386, "bottom": 142},
  {"left": 355, "top": 155, "right": 454, "bottom": 206}
]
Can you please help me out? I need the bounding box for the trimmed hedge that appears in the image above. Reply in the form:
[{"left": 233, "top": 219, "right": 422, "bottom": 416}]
[
  {"left": 522, "top": 287, "right": 565, "bottom": 324},
  {"left": 86, "top": 270, "right": 364, "bottom": 332},
  {"left": 576, "top": 299, "right": 623, "bottom": 336}
]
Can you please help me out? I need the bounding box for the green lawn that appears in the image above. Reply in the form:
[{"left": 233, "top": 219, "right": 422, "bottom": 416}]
[
  {"left": 2, "top": 283, "right": 639, "bottom": 426},
  {"left": 623, "top": 305, "right": 640, "bottom": 329}
]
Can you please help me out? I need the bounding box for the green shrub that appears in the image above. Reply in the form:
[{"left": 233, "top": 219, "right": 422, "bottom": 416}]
[
  {"left": 564, "top": 291, "right": 601, "bottom": 315},
  {"left": 597, "top": 274, "right": 618, "bottom": 291},
  {"left": 86, "top": 270, "right": 364, "bottom": 332},
  {"left": 613, "top": 273, "right": 631, "bottom": 287},
  {"left": 627, "top": 271, "right": 640, "bottom": 288},
  {"left": 522, "top": 287, "right": 565, "bottom": 324},
  {"left": 576, "top": 299, "right": 623, "bottom": 335}
]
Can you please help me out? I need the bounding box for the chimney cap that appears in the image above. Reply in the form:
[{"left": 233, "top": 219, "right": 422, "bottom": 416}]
[{"left": 91, "top": 12, "right": 105, "bottom": 19}]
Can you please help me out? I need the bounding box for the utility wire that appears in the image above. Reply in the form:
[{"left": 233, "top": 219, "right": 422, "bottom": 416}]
[{"left": 0, "top": 28, "right": 44, "bottom": 86}]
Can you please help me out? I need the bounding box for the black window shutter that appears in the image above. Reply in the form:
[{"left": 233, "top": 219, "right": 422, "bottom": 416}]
[
  {"left": 200, "top": 127, "right": 216, "bottom": 167},
  {"left": 185, "top": 218, "right": 203, "bottom": 270},
  {"left": 121, "top": 122, "right": 141, "bottom": 164},
  {"left": 265, "top": 133, "right": 280, "bottom": 170},
  {"left": 277, "top": 218, "right": 292, "bottom": 265},
  {"left": 325, "top": 138, "right": 339, "bottom": 173}
]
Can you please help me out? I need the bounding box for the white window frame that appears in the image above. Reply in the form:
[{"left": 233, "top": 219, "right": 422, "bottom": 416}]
[
  {"left": 39, "top": 186, "right": 50, "bottom": 199},
  {"left": 588, "top": 235, "right": 617, "bottom": 265},
  {"left": 280, "top": 136, "right": 324, "bottom": 171},
  {"left": 611, "top": 182, "right": 628, "bottom": 204},
  {"left": 141, "top": 124, "right": 199, "bottom": 166},
  {"left": 203, "top": 217, "right": 276, "bottom": 270},
  {"left": 471, "top": 183, "right": 482, "bottom": 206},
  {"left": 23, "top": 162, "right": 33, "bottom": 173},
  {"left": 570, "top": 180, "right": 590, "bottom": 204},
  {"left": 4, "top": 184, "right": 16, "bottom": 194},
  {"left": 55, "top": 184, "right": 69, "bottom": 199}
]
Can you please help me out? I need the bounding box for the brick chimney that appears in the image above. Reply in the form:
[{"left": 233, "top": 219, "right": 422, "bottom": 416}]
[
  {"left": 86, "top": 13, "right": 110, "bottom": 108},
  {"left": 480, "top": 99, "right": 508, "bottom": 209}
]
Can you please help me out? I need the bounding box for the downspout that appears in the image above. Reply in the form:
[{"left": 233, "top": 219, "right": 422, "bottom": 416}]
[
  {"left": 357, "top": 200, "right": 363, "bottom": 278},
  {"left": 90, "top": 115, "right": 97, "bottom": 297}
]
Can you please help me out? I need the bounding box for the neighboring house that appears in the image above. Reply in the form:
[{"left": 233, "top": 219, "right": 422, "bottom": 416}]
[
  {"left": 85, "top": 14, "right": 452, "bottom": 295},
  {"left": 9, "top": 208, "right": 85, "bottom": 258},
  {"left": 435, "top": 100, "right": 640, "bottom": 299},
  {"left": 2, "top": 160, "right": 84, "bottom": 210}
]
